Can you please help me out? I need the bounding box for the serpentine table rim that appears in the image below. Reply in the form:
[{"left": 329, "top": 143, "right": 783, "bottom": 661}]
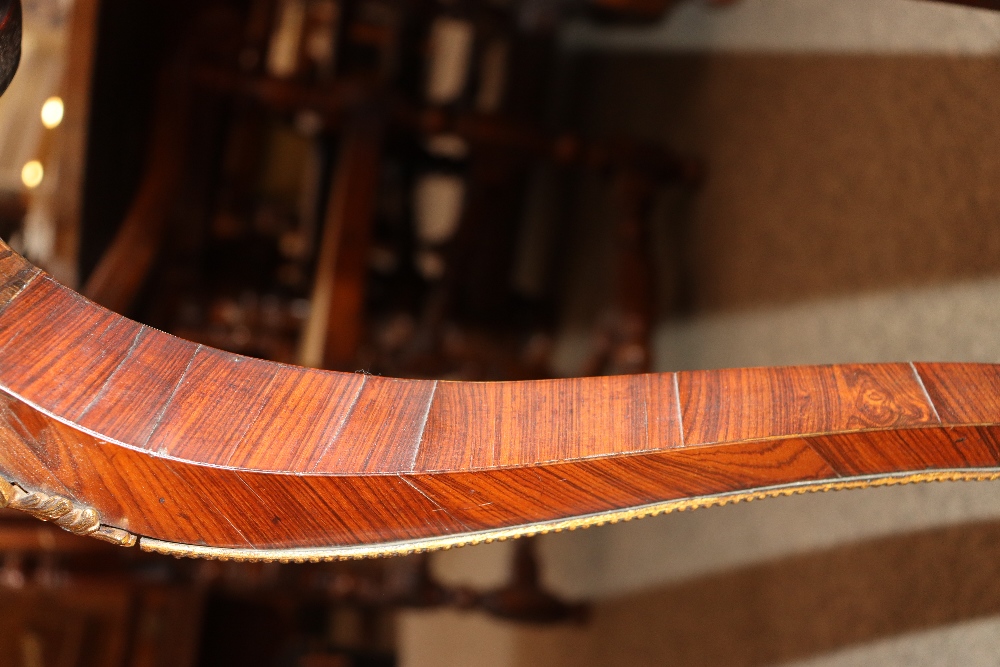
[{"left": 3, "top": 240, "right": 1000, "bottom": 559}]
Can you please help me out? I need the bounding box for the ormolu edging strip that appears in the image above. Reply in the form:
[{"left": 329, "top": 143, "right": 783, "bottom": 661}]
[{"left": 139, "top": 468, "right": 1000, "bottom": 562}]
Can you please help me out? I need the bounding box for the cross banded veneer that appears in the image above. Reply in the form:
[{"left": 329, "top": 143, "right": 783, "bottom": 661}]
[{"left": 2, "top": 240, "right": 1000, "bottom": 560}]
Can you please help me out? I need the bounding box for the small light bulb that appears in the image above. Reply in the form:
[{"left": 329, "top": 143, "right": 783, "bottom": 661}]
[
  {"left": 40, "top": 97, "right": 64, "bottom": 129},
  {"left": 21, "top": 161, "right": 44, "bottom": 189}
]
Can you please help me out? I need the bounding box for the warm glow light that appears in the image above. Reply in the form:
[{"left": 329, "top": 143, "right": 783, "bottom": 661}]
[
  {"left": 40, "top": 97, "right": 64, "bottom": 129},
  {"left": 21, "top": 161, "right": 44, "bottom": 189}
]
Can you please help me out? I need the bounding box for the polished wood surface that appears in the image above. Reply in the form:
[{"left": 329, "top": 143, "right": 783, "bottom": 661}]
[{"left": 2, "top": 239, "right": 1000, "bottom": 559}]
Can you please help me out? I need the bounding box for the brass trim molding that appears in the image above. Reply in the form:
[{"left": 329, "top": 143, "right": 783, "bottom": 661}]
[
  {"left": 0, "top": 479, "right": 137, "bottom": 547},
  {"left": 139, "top": 468, "right": 1000, "bottom": 563}
]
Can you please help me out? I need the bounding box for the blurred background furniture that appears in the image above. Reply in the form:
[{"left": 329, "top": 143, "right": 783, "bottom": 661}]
[{"left": 65, "top": 0, "right": 701, "bottom": 383}]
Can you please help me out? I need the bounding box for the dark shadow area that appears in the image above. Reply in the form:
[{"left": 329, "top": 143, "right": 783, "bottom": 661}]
[
  {"left": 79, "top": 0, "right": 185, "bottom": 283},
  {"left": 578, "top": 53, "right": 1000, "bottom": 314}
]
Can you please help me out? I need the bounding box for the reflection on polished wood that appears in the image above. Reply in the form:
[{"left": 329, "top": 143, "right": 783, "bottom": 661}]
[{"left": 3, "top": 238, "right": 1000, "bottom": 560}]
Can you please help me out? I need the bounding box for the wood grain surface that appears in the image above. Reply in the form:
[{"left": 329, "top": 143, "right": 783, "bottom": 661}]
[{"left": 2, "top": 239, "right": 1000, "bottom": 557}]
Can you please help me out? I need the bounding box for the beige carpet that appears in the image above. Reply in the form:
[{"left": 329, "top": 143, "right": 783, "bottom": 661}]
[{"left": 575, "top": 54, "right": 1000, "bottom": 313}]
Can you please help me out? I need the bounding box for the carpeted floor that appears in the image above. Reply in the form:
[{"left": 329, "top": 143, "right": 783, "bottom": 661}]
[{"left": 569, "top": 53, "right": 1000, "bottom": 315}]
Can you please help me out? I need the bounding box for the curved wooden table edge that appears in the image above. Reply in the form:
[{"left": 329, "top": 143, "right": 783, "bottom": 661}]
[
  {"left": 4, "top": 239, "right": 1000, "bottom": 559},
  {"left": 139, "top": 469, "right": 1000, "bottom": 562}
]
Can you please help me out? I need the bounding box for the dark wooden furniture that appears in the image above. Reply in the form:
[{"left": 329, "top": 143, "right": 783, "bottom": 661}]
[
  {"left": 67, "top": 0, "right": 700, "bottom": 382},
  {"left": 3, "top": 238, "right": 1000, "bottom": 561}
]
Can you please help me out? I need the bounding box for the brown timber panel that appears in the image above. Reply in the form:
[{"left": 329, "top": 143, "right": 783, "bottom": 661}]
[
  {"left": 807, "top": 425, "right": 1000, "bottom": 477},
  {"left": 0, "top": 396, "right": 78, "bottom": 498},
  {"left": 76, "top": 328, "right": 200, "bottom": 446},
  {"left": 7, "top": 243, "right": 1000, "bottom": 552},
  {"left": 150, "top": 462, "right": 301, "bottom": 548},
  {"left": 914, "top": 362, "right": 1000, "bottom": 426},
  {"left": 0, "top": 277, "right": 144, "bottom": 419},
  {"left": 145, "top": 346, "right": 279, "bottom": 463},
  {"left": 234, "top": 472, "right": 468, "bottom": 547},
  {"left": 645, "top": 372, "right": 685, "bottom": 451},
  {"left": 311, "top": 378, "right": 437, "bottom": 474},
  {"left": 409, "top": 438, "right": 837, "bottom": 531},
  {"left": 679, "top": 364, "right": 939, "bottom": 447},
  {"left": 0, "top": 395, "right": 254, "bottom": 546},
  {"left": 416, "top": 374, "right": 675, "bottom": 471},
  {"left": 1, "top": 390, "right": 468, "bottom": 548},
  {"left": 227, "top": 366, "right": 367, "bottom": 471}
]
